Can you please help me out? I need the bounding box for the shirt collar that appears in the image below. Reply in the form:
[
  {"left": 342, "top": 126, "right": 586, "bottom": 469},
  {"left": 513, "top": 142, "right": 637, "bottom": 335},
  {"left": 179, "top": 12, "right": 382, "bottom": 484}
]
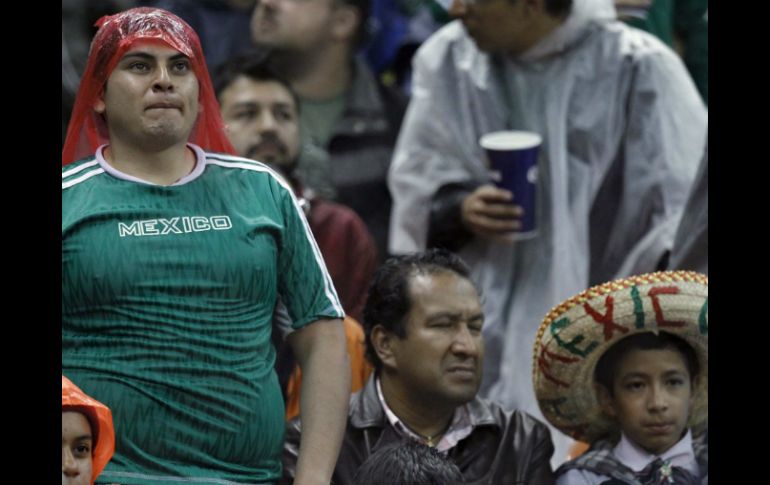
[
  {"left": 96, "top": 143, "right": 206, "bottom": 186},
  {"left": 375, "top": 376, "right": 475, "bottom": 453},
  {"left": 614, "top": 429, "right": 699, "bottom": 476}
]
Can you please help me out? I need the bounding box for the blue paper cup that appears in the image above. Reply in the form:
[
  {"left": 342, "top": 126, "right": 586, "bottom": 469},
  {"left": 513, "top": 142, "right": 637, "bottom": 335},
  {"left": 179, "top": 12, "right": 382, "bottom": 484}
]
[{"left": 479, "top": 130, "right": 541, "bottom": 240}]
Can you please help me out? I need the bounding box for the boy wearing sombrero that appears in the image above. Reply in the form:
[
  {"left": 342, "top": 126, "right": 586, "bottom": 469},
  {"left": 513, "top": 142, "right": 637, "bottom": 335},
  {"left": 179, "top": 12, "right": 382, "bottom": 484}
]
[{"left": 533, "top": 271, "right": 708, "bottom": 484}]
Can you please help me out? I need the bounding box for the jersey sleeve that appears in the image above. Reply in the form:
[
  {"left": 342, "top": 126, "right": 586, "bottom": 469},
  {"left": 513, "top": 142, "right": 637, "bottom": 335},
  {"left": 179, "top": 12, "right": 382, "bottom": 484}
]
[{"left": 273, "top": 178, "right": 344, "bottom": 328}]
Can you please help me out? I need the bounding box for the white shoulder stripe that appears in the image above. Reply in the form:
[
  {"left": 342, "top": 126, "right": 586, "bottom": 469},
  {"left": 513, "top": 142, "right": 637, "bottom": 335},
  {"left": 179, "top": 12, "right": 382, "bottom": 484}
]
[
  {"left": 62, "top": 168, "right": 105, "bottom": 189},
  {"left": 206, "top": 153, "right": 267, "bottom": 167},
  {"left": 207, "top": 159, "right": 344, "bottom": 316},
  {"left": 62, "top": 160, "right": 99, "bottom": 179},
  {"left": 206, "top": 159, "right": 275, "bottom": 176}
]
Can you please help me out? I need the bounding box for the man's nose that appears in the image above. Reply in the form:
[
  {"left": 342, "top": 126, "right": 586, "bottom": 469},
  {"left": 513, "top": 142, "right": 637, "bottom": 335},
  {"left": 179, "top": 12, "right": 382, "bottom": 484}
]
[
  {"left": 451, "top": 324, "right": 481, "bottom": 357},
  {"left": 647, "top": 383, "right": 670, "bottom": 413},
  {"left": 152, "top": 66, "right": 174, "bottom": 92},
  {"left": 257, "top": 112, "right": 278, "bottom": 132}
]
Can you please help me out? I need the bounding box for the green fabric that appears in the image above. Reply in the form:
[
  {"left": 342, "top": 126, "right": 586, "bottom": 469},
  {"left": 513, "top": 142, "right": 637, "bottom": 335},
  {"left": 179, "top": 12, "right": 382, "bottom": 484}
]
[
  {"left": 298, "top": 91, "right": 347, "bottom": 149},
  {"left": 621, "top": 0, "right": 708, "bottom": 104},
  {"left": 62, "top": 151, "right": 343, "bottom": 484},
  {"left": 624, "top": 0, "right": 675, "bottom": 45}
]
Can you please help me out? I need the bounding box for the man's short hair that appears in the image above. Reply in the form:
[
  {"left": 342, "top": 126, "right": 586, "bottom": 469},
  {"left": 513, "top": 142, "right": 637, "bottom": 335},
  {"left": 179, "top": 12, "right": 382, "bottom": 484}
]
[
  {"left": 352, "top": 441, "right": 465, "bottom": 485},
  {"left": 212, "top": 54, "right": 300, "bottom": 111},
  {"left": 594, "top": 331, "right": 701, "bottom": 396},
  {"left": 362, "top": 248, "right": 476, "bottom": 370}
]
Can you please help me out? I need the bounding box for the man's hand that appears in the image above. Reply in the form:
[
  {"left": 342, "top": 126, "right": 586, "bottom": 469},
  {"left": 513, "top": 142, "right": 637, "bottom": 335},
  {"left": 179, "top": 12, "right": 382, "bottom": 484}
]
[{"left": 460, "top": 185, "right": 523, "bottom": 241}]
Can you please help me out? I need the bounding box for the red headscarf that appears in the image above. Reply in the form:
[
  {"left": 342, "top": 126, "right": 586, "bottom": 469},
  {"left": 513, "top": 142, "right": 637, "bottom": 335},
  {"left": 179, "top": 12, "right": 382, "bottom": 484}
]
[
  {"left": 62, "top": 7, "right": 235, "bottom": 166},
  {"left": 62, "top": 376, "right": 115, "bottom": 484}
]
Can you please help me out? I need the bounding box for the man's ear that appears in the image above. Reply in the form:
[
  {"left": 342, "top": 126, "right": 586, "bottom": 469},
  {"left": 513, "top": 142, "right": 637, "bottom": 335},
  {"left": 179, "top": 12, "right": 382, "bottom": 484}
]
[
  {"left": 595, "top": 383, "right": 617, "bottom": 418},
  {"left": 331, "top": 4, "right": 360, "bottom": 43},
  {"left": 371, "top": 325, "right": 398, "bottom": 369},
  {"left": 94, "top": 95, "right": 106, "bottom": 115}
]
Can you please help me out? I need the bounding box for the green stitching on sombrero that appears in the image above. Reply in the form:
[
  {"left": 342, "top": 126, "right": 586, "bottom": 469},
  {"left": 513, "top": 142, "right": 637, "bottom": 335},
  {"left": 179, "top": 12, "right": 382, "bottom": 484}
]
[
  {"left": 699, "top": 298, "right": 708, "bottom": 335},
  {"left": 551, "top": 317, "right": 599, "bottom": 357},
  {"left": 631, "top": 285, "right": 645, "bottom": 329}
]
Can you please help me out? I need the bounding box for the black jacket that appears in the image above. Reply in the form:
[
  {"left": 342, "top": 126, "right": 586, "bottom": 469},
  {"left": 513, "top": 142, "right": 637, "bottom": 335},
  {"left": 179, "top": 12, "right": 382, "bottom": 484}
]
[{"left": 282, "top": 376, "right": 556, "bottom": 484}]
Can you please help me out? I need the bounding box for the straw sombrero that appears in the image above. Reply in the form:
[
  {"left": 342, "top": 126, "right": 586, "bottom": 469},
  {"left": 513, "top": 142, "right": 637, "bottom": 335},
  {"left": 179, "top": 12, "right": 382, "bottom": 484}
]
[{"left": 532, "top": 271, "right": 708, "bottom": 443}]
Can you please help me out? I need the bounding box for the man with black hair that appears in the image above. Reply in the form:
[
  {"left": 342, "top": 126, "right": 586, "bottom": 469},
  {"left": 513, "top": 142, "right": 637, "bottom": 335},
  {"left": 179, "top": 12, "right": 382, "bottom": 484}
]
[
  {"left": 251, "top": 0, "right": 406, "bottom": 259},
  {"left": 283, "top": 249, "right": 556, "bottom": 485},
  {"left": 213, "top": 55, "right": 379, "bottom": 323}
]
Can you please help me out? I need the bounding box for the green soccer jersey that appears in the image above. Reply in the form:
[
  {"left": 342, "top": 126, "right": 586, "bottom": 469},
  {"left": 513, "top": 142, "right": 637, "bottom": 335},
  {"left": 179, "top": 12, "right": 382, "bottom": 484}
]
[{"left": 62, "top": 145, "right": 343, "bottom": 484}]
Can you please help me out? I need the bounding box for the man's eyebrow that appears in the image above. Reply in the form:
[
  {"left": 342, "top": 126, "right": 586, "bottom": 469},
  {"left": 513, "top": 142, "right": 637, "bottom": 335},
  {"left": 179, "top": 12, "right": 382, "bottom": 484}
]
[
  {"left": 618, "top": 372, "right": 649, "bottom": 380},
  {"left": 426, "top": 311, "right": 483, "bottom": 321},
  {"left": 427, "top": 312, "right": 461, "bottom": 320},
  {"left": 63, "top": 434, "right": 93, "bottom": 443},
  {"left": 229, "top": 101, "right": 259, "bottom": 109},
  {"left": 120, "top": 52, "right": 155, "bottom": 61},
  {"left": 120, "top": 52, "right": 190, "bottom": 61},
  {"left": 662, "top": 369, "right": 688, "bottom": 377}
]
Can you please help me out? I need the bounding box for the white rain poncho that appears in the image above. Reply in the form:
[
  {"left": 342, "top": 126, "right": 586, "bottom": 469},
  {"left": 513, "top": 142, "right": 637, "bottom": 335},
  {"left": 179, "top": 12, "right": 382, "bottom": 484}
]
[
  {"left": 388, "top": 0, "right": 707, "bottom": 463},
  {"left": 669, "top": 139, "right": 708, "bottom": 274}
]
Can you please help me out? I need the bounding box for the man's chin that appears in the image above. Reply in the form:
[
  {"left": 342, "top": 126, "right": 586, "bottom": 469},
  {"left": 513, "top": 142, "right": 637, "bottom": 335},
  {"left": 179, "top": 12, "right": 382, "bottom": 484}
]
[
  {"left": 443, "top": 384, "right": 480, "bottom": 406},
  {"left": 464, "top": 32, "right": 501, "bottom": 54}
]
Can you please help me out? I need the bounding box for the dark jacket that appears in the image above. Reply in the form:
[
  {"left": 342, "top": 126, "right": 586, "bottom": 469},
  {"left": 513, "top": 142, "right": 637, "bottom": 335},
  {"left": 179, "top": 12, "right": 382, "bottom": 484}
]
[{"left": 282, "top": 376, "right": 556, "bottom": 485}]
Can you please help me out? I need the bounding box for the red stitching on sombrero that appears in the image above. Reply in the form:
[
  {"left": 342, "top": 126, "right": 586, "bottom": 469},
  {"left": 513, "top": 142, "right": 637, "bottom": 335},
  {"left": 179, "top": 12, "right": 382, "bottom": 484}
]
[
  {"left": 536, "top": 271, "right": 707, "bottom": 332},
  {"left": 531, "top": 272, "right": 708, "bottom": 377},
  {"left": 537, "top": 347, "right": 578, "bottom": 388},
  {"left": 537, "top": 348, "right": 573, "bottom": 388},
  {"left": 541, "top": 347, "right": 580, "bottom": 364},
  {"left": 649, "top": 286, "right": 686, "bottom": 327},
  {"left": 583, "top": 295, "right": 630, "bottom": 341}
]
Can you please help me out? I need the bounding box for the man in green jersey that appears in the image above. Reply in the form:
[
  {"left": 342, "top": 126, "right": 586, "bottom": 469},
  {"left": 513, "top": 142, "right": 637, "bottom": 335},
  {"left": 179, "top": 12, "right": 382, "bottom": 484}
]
[{"left": 62, "top": 8, "right": 350, "bottom": 484}]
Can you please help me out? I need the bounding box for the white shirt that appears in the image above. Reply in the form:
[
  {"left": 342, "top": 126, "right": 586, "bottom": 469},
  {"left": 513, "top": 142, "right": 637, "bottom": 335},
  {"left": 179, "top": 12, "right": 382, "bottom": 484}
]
[{"left": 614, "top": 430, "right": 700, "bottom": 476}]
